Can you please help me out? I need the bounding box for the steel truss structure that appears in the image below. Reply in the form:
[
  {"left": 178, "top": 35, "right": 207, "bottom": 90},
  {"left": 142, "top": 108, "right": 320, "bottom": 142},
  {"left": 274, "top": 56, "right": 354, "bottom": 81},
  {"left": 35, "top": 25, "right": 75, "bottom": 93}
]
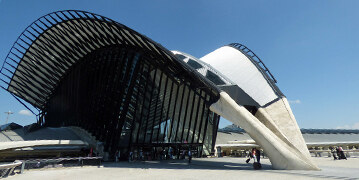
[
  {"left": 0, "top": 10, "right": 221, "bottom": 157},
  {"left": 227, "top": 43, "right": 284, "bottom": 101}
]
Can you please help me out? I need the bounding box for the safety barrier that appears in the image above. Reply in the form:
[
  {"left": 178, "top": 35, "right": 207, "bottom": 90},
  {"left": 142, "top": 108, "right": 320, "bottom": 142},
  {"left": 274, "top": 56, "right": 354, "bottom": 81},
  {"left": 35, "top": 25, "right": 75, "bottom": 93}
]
[
  {"left": 22, "top": 156, "right": 103, "bottom": 169},
  {"left": 0, "top": 160, "right": 23, "bottom": 178},
  {"left": 0, "top": 156, "right": 102, "bottom": 178}
]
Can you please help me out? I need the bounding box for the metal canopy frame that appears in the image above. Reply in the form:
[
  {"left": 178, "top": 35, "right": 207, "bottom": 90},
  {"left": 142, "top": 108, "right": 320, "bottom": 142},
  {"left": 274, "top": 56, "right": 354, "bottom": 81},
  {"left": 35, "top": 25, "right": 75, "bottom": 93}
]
[
  {"left": 227, "top": 43, "right": 284, "bottom": 97},
  {"left": 0, "top": 10, "right": 220, "bottom": 116},
  {"left": 0, "top": 10, "right": 221, "bottom": 157}
]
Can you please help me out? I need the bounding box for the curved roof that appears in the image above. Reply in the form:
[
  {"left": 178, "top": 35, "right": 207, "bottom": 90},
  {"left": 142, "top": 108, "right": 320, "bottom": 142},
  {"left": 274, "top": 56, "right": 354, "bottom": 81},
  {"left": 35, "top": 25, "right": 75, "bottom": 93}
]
[
  {"left": 0, "top": 10, "right": 219, "bottom": 113},
  {"left": 172, "top": 50, "right": 259, "bottom": 107},
  {"left": 200, "top": 44, "right": 283, "bottom": 107},
  {"left": 228, "top": 43, "right": 278, "bottom": 84},
  {"left": 172, "top": 50, "right": 235, "bottom": 86},
  {"left": 172, "top": 43, "right": 285, "bottom": 107}
]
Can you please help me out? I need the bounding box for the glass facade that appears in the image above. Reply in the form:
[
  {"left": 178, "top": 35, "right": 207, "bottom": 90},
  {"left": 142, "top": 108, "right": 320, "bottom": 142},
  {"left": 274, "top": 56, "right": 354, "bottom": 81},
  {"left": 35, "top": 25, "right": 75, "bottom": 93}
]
[{"left": 44, "top": 45, "right": 220, "bottom": 158}]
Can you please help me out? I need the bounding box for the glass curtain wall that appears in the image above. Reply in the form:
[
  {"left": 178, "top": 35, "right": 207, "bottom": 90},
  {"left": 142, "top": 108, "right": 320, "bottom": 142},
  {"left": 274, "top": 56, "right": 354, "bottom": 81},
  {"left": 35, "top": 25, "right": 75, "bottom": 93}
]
[{"left": 44, "top": 45, "right": 220, "bottom": 158}]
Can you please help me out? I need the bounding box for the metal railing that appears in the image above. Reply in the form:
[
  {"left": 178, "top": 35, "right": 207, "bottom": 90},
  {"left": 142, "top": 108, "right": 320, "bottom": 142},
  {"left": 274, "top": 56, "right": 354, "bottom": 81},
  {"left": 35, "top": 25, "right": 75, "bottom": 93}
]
[
  {"left": 0, "top": 160, "right": 23, "bottom": 178},
  {"left": 0, "top": 156, "right": 103, "bottom": 178}
]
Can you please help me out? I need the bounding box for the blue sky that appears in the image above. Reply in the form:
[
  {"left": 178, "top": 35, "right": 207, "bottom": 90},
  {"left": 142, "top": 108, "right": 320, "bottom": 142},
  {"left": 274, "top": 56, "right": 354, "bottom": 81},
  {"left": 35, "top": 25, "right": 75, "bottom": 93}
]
[{"left": 0, "top": 0, "right": 358, "bottom": 129}]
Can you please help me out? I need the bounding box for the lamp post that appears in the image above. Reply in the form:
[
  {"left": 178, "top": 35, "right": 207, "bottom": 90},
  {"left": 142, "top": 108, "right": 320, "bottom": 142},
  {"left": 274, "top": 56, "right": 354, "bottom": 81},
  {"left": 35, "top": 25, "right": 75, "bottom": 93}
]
[{"left": 4, "top": 111, "right": 14, "bottom": 124}]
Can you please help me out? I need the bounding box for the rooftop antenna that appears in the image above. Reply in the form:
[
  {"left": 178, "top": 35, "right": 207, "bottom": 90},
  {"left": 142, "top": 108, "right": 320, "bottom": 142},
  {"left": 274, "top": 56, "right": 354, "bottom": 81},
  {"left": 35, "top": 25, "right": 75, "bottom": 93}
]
[{"left": 4, "top": 111, "right": 14, "bottom": 124}]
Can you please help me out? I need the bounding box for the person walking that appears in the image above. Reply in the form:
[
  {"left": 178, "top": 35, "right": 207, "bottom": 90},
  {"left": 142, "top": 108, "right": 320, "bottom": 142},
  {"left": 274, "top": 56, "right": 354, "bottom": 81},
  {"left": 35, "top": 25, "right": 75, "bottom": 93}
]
[
  {"left": 331, "top": 147, "right": 338, "bottom": 160},
  {"left": 169, "top": 147, "right": 173, "bottom": 159},
  {"left": 139, "top": 149, "right": 143, "bottom": 161},
  {"left": 251, "top": 148, "right": 257, "bottom": 162},
  {"left": 129, "top": 151, "right": 133, "bottom": 162},
  {"left": 115, "top": 150, "right": 120, "bottom": 162},
  {"left": 336, "top": 147, "right": 341, "bottom": 159},
  {"left": 188, "top": 150, "right": 192, "bottom": 164},
  {"left": 338, "top": 146, "right": 347, "bottom": 160},
  {"left": 246, "top": 149, "right": 253, "bottom": 163},
  {"left": 252, "top": 148, "right": 262, "bottom": 170},
  {"left": 181, "top": 150, "right": 186, "bottom": 159},
  {"left": 255, "top": 149, "right": 261, "bottom": 163}
]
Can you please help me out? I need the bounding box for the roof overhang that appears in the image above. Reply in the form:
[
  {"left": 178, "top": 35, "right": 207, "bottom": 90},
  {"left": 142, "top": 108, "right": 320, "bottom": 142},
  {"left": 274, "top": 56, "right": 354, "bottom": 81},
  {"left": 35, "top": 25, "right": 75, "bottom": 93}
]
[{"left": 0, "top": 10, "right": 220, "bottom": 113}]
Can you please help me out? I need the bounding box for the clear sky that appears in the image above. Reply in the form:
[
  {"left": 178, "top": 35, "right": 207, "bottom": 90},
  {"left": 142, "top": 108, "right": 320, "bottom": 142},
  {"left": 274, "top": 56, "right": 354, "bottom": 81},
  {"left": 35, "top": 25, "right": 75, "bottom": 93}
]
[{"left": 0, "top": 0, "right": 358, "bottom": 129}]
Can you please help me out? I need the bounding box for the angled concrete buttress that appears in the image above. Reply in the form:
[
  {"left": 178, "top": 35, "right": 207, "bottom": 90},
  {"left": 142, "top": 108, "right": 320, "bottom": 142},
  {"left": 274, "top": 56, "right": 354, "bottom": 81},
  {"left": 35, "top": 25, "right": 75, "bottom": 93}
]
[
  {"left": 210, "top": 92, "right": 319, "bottom": 170},
  {"left": 172, "top": 44, "right": 319, "bottom": 170}
]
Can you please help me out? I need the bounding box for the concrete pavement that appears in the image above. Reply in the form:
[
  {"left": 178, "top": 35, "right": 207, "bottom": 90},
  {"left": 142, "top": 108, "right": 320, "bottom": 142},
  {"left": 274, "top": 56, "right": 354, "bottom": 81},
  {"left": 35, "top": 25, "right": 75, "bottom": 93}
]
[{"left": 7, "top": 157, "right": 359, "bottom": 180}]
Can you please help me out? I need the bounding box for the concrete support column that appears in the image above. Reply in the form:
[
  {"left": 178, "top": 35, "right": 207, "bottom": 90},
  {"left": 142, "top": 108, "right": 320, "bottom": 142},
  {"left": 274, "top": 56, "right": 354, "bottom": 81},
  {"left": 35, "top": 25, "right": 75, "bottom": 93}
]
[{"left": 210, "top": 92, "right": 319, "bottom": 170}]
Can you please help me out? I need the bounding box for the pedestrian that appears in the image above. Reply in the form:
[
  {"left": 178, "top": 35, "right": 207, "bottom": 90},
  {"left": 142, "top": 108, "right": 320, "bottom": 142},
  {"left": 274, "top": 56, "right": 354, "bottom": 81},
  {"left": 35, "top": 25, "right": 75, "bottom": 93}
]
[
  {"left": 188, "top": 150, "right": 192, "bottom": 164},
  {"left": 336, "top": 147, "right": 341, "bottom": 159},
  {"left": 338, "top": 146, "right": 347, "bottom": 160},
  {"left": 129, "top": 151, "right": 133, "bottom": 162},
  {"left": 252, "top": 148, "right": 262, "bottom": 170},
  {"left": 256, "top": 149, "right": 261, "bottom": 163},
  {"left": 251, "top": 148, "right": 257, "bottom": 162},
  {"left": 115, "top": 150, "right": 119, "bottom": 162},
  {"left": 245, "top": 150, "right": 253, "bottom": 163},
  {"left": 139, "top": 149, "right": 143, "bottom": 161},
  {"left": 331, "top": 147, "right": 337, "bottom": 160},
  {"left": 169, "top": 147, "right": 173, "bottom": 159},
  {"left": 163, "top": 149, "right": 167, "bottom": 160},
  {"left": 89, "top": 147, "right": 93, "bottom": 157},
  {"left": 118, "top": 150, "right": 121, "bottom": 161}
]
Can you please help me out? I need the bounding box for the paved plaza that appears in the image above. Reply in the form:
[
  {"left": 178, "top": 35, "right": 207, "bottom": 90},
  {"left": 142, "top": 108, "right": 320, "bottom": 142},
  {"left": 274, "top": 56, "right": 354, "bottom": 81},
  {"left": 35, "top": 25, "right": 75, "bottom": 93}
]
[{"left": 7, "top": 157, "right": 359, "bottom": 180}]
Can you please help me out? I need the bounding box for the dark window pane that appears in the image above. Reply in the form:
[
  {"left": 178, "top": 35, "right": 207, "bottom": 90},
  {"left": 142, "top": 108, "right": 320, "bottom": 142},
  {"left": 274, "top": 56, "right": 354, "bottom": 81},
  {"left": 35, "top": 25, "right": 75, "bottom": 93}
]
[
  {"left": 205, "top": 71, "right": 225, "bottom": 85},
  {"left": 175, "top": 54, "right": 187, "bottom": 60},
  {"left": 187, "top": 59, "right": 203, "bottom": 69}
]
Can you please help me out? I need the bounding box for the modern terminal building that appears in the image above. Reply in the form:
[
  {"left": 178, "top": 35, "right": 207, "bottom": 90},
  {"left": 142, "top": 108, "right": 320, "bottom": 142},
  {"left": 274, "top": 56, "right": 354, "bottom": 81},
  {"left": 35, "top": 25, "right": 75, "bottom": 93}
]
[
  {"left": 1, "top": 10, "right": 318, "bottom": 170},
  {"left": 0, "top": 10, "right": 222, "bottom": 160}
]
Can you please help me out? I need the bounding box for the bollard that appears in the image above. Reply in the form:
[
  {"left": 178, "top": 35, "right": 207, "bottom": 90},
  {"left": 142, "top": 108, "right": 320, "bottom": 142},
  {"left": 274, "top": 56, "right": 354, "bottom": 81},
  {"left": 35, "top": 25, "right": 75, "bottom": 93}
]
[{"left": 20, "top": 161, "right": 25, "bottom": 174}]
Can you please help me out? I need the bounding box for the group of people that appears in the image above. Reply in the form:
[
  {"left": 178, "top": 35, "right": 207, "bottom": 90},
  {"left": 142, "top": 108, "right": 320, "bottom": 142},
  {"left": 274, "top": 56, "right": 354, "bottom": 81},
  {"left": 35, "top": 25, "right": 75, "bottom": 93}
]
[
  {"left": 245, "top": 148, "right": 262, "bottom": 169},
  {"left": 115, "top": 147, "right": 193, "bottom": 163},
  {"left": 246, "top": 148, "right": 261, "bottom": 163},
  {"left": 331, "top": 146, "right": 347, "bottom": 160}
]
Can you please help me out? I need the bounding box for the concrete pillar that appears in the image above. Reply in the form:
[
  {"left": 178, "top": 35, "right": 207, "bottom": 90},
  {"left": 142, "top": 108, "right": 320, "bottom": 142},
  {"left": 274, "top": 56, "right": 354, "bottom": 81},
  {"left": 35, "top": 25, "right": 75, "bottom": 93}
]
[{"left": 210, "top": 92, "right": 319, "bottom": 170}]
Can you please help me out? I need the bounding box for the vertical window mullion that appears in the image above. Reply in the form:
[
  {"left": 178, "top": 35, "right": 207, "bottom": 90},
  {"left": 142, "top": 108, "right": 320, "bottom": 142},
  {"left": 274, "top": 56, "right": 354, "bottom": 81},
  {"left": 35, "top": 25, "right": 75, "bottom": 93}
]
[
  {"left": 187, "top": 91, "right": 199, "bottom": 143},
  {"left": 164, "top": 80, "right": 175, "bottom": 142},
  {"left": 143, "top": 66, "right": 157, "bottom": 143},
  {"left": 135, "top": 63, "right": 151, "bottom": 144},
  {"left": 197, "top": 94, "right": 209, "bottom": 144},
  {"left": 149, "top": 70, "right": 163, "bottom": 143},
  {"left": 174, "top": 84, "right": 187, "bottom": 143},
  {"left": 180, "top": 86, "right": 192, "bottom": 143},
  {"left": 168, "top": 82, "right": 180, "bottom": 143},
  {"left": 191, "top": 90, "right": 203, "bottom": 144},
  {"left": 156, "top": 74, "right": 169, "bottom": 143}
]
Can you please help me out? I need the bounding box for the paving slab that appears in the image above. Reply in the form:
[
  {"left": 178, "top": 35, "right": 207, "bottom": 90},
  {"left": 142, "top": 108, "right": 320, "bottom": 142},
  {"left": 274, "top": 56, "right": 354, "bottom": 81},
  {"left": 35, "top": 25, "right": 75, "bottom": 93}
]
[{"left": 7, "top": 157, "right": 359, "bottom": 180}]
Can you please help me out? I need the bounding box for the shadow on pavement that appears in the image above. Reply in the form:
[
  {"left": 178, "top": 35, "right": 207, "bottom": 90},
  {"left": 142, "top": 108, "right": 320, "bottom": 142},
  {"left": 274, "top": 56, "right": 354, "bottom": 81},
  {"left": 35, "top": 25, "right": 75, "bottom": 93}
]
[
  {"left": 101, "top": 158, "right": 359, "bottom": 179},
  {"left": 102, "top": 158, "right": 272, "bottom": 171}
]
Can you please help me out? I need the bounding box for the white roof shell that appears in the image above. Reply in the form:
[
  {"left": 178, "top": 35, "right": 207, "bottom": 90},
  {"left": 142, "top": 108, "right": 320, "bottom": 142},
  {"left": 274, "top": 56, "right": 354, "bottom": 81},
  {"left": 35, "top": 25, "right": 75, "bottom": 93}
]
[{"left": 200, "top": 46, "right": 279, "bottom": 106}]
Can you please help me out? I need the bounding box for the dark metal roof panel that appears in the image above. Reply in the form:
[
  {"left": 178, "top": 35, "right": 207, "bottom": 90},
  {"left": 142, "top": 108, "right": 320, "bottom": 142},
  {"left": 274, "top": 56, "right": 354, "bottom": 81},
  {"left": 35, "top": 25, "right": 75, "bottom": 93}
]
[{"left": 0, "top": 10, "right": 220, "bottom": 113}]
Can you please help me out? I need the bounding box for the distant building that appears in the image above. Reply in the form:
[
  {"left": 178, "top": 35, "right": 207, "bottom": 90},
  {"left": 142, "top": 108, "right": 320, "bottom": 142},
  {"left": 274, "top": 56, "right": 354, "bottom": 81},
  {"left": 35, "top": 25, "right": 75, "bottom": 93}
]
[{"left": 216, "top": 125, "right": 359, "bottom": 157}]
